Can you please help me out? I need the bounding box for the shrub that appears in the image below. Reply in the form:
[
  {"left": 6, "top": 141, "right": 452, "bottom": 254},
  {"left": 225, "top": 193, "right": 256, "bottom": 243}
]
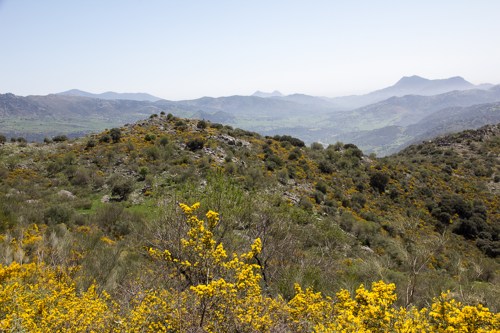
[
  {"left": 109, "top": 176, "right": 134, "bottom": 201},
  {"left": 196, "top": 120, "right": 207, "bottom": 129},
  {"left": 138, "top": 167, "right": 148, "bottom": 181},
  {"left": 186, "top": 137, "right": 204, "bottom": 151},
  {"left": 288, "top": 151, "right": 299, "bottom": 161},
  {"left": 311, "top": 142, "right": 324, "bottom": 150},
  {"left": 44, "top": 205, "right": 73, "bottom": 225},
  {"left": 145, "top": 146, "right": 160, "bottom": 160},
  {"left": 85, "top": 139, "right": 96, "bottom": 149},
  {"left": 93, "top": 203, "right": 132, "bottom": 237},
  {"left": 318, "top": 160, "right": 333, "bottom": 174},
  {"left": 52, "top": 135, "right": 68, "bottom": 142},
  {"left": 0, "top": 134, "right": 5, "bottom": 144},
  {"left": 70, "top": 168, "right": 91, "bottom": 186},
  {"left": 159, "top": 136, "right": 169, "bottom": 146},
  {"left": 274, "top": 135, "right": 305, "bottom": 147},
  {"left": 174, "top": 120, "right": 187, "bottom": 130},
  {"left": 109, "top": 128, "right": 121, "bottom": 143},
  {"left": 99, "top": 134, "right": 110, "bottom": 143},
  {"left": 315, "top": 181, "right": 327, "bottom": 194},
  {"left": 210, "top": 123, "right": 223, "bottom": 129},
  {"left": 369, "top": 172, "right": 389, "bottom": 193},
  {"left": 144, "top": 133, "right": 156, "bottom": 142},
  {"left": 344, "top": 143, "right": 363, "bottom": 158}
]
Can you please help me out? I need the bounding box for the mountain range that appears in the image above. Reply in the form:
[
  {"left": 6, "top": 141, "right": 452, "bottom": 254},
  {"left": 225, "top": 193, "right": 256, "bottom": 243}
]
[
  {"left": 1, "top": 76, "right": 499, "bottom": 155},
  {"left": 326, "top": 75, "right": 481, "bottom": 109},
  {"left": 58, "top": 89, "right": 162, "bottom": 102}
]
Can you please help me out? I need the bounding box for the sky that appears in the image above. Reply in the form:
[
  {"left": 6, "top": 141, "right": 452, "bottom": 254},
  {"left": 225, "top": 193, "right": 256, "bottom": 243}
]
[{"left": 1, "top": 1, "right": 499, "bottom": 100}]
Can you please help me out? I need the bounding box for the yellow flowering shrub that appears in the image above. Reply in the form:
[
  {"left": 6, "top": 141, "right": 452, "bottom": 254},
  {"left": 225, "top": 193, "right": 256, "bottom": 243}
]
[
  {"left": 428, "top": 292, "right": 500, "bottom": 333},
  {"left": 145, "top": 202, "right": 278, "bottom": 332},
  {"left": 287, "top": 284, "right": 333, "bottom": 331},
  {"left": 0, "top": 262, "right": 115, "bottom": 332}
]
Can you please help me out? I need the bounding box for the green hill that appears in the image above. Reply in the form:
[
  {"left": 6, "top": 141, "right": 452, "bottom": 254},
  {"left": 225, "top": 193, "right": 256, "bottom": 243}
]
[{"left": 0, "top": 115, "right": 498, "bottom": 314}]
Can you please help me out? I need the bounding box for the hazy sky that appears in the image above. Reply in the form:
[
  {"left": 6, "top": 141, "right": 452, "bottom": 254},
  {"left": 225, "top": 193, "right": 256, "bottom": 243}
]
[{"left": 1, "top": 1, "right": 499, "bottom": 100}]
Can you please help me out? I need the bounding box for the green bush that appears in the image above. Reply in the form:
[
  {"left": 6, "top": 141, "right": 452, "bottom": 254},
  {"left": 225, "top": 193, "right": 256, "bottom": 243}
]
[
  {"left": 109, "top": 176, "right": 134, "bottom": 201},
  {"left": 109, "top": 128, "right": 122, "bottom": 143},
  {"left": 186, "top": 137, "right": 205, "bottom": 151},
  {"left": 197, "top": 120, "right": 207, "bottom": 129},
  {"left": 44, "top": 205, "right": 73, "bottom": 225},
  {"left": 53, "top": 135, "right": 68, "bottom": 142},
  {"left": 369, "top": 172, "right": 389, "bottom": 193}
]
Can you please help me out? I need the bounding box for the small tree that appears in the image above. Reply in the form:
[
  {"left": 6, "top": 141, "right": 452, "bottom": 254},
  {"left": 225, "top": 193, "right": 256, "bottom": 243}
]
[
  {"left": 52, "top": 135, "right": 68, "bottom": 142},
  {"left": 109, "top": 128, "right": 122, "bottom": 143},
  {"left": 196, "top": 120, "right": 207, "bottom": 129},
  {"left": 110, "top": 177, "right": 134, "bottom": 201},
  {"left": 186, "top": 137, "right": 204, "bottom": 151},
  {"left": 0, "top": 134, "right": 6, "bottom": 145},
  {"left": 370, "top": 172, "right": 389, "bottom": 193}
]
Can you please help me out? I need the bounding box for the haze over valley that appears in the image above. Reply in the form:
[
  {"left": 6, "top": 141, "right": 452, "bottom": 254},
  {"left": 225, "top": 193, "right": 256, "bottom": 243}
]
[{"left": 2, "top": 75, "right": 499, "bottom": 156}]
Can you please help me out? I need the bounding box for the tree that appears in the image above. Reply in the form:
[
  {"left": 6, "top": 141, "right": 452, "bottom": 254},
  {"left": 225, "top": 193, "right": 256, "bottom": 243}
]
[
  {"left": 109, "top": 128, "right": 121, "bottom": 143},
  {"left": 370, "top": 172, "right": 389, "bottom": 193},
  {"left": 52, "top": 135, "right": 68, "bottom": 142},
  {"left": 196, "top": 119, "right": 207, "bottom": 129},
  {"left": 0, "top": 134, "right": 6, "bottom": 144},
  {"left": 110, "top": 176, "right": 133, "bottom": 201},
  {"left": 186, "top": 137, "right": 204, "bottom": 151}
]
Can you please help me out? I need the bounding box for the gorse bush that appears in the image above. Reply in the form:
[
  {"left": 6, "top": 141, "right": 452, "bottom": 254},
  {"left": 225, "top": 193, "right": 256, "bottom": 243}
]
[{"left": 0, "top": 204, "right": 498, "bottom": 332}]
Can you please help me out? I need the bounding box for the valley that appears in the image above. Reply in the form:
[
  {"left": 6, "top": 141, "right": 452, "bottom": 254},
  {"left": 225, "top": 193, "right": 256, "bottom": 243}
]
[{"left": 2, "top": 76, "right": 499, "bottom": 156}]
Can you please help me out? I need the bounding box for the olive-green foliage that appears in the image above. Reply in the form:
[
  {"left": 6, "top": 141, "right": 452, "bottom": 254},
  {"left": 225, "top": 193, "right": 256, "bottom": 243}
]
[
  {"left": 186, "top": 137, "right": 204, "bottom": 151},
  {"left": 109, "top": 128, "right": 122, "bottom": 143},
  {"left": 44, "top": 205, "right": 73, "bottom": 225},
  {"left": 108, "top": 176, "right": 134, "bottom": 201},
  {"left": 369, "top": 172, "right": 389, "bottom": 193},
  {"left": 52, "top": 135, "right": 68, "bottom": 142}
]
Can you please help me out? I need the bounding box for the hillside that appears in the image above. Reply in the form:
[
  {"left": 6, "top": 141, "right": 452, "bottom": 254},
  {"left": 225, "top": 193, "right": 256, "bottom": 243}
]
[
  {"left": 335, "top": 101, "right": 500, "bottom": 156},
  {"left": 1, "top": 116, "right": 499, "bottom": 330}
]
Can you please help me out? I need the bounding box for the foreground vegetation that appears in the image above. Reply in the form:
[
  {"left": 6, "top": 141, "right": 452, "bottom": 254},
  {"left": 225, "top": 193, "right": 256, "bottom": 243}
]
[
  {"left": 1, "top": 203, "right": 498, "bottom": 332},
  {"left": 0, "top": 115, "right": 498, "bottom": 330}
]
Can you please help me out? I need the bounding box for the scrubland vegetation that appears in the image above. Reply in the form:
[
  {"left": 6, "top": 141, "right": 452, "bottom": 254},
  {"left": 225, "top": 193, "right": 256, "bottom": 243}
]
[{"left": 0, "top": 115, "right": 498, "bottom": 331}]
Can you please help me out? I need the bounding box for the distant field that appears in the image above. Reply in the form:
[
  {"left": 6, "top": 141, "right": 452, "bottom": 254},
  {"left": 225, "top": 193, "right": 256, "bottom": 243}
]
[{"left": 0, "top": 117, "right": 115, "bottom": 140}]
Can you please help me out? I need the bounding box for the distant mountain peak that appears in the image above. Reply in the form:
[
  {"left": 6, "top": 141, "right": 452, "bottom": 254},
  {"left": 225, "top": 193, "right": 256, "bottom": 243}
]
[
  {"left": 252, "top": 90, "right": 283, "bottom": 98},
  {"left": 395, "top": 75, "right": 430, "bottom": 86},
  {"left": 446, "top": 76, "right": 468, "bottom": 83},
  {"left": 394, "top": 75, "right": 473, "bottom": 88}
]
